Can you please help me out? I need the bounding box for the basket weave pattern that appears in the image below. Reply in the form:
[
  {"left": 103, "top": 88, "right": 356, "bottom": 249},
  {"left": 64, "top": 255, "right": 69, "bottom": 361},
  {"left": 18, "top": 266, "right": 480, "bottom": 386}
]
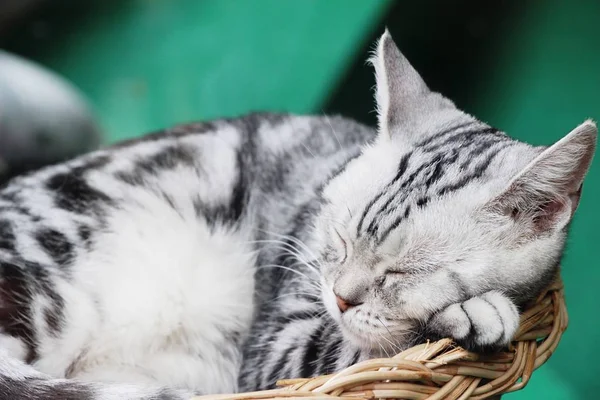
[{"left": 194, "top": 279, "right": 566, "bottom": 400}]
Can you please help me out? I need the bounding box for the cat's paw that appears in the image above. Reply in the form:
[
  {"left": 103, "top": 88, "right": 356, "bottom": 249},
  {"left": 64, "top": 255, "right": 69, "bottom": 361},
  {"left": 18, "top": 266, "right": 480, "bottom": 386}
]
[{"left": 424, "top": 291, "right": 520, "bottom": 351}]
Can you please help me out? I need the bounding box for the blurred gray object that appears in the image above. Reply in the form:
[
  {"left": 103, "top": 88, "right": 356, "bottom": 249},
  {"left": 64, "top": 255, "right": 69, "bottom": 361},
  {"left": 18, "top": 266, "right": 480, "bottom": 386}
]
[{"left": 0, "top": 50, "right": 102, "bottom": 182}]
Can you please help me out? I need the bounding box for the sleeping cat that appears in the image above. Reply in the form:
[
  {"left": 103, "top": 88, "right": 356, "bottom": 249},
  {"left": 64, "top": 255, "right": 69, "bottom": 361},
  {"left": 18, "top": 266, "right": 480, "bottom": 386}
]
[{"left": 0, "top": 31, "right": 595, "bottom": 399}]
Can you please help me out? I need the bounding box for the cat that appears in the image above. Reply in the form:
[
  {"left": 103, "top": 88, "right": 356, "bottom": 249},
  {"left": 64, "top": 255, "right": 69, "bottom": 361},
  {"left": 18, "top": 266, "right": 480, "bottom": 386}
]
[{"left": 0, "top": 30, "right": 595, "bottom": 399}]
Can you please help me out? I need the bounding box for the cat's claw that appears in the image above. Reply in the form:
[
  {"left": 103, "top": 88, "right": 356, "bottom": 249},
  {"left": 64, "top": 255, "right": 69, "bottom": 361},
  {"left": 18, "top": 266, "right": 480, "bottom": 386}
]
[{"left": 425, "top": 291, "right": 520, "bottom": 351}]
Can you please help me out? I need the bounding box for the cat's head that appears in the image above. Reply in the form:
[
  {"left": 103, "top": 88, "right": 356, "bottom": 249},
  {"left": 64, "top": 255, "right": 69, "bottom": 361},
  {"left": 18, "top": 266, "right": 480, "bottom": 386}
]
[{"left": 316, "top": 30, "right": 596, "bottom": 351}]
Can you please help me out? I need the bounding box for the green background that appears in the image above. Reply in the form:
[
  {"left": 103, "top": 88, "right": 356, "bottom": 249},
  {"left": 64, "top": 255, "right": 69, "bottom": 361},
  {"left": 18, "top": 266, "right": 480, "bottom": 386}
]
[{"left": 3, "top": 0, "right": 599, "bottom": 398}]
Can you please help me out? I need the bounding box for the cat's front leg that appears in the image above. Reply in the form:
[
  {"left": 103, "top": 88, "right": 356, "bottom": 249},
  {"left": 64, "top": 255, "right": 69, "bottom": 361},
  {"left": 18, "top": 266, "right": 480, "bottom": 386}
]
[{"left": 423, "top": 291, "right": 520, "bottom": 351}]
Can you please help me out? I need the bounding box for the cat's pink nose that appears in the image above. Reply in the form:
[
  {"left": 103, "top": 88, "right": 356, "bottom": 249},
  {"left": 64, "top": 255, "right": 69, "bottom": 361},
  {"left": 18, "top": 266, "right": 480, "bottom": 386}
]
[{"left": 335, "top": 294, "right": 359, "bottom": 313}]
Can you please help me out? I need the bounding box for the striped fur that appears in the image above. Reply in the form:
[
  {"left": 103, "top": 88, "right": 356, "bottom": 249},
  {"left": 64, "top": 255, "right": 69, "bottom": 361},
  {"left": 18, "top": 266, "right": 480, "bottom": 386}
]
[{"left": 0, "top": 32, "right": 595, "bottom": 398}]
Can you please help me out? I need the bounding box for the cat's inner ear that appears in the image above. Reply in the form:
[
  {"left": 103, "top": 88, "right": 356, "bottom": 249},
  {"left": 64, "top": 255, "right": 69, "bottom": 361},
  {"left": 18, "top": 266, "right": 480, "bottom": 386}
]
[
  {"left": 370, "top": 29, "right": 432, "bottom": 137},
  {"left": 491, "top": 120, "right": 597, "bottom": 232}
]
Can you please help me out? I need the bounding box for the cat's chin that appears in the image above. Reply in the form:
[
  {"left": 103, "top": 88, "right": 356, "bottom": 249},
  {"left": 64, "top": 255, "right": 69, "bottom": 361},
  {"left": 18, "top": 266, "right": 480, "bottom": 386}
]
[
  {"left": 337, "top": 322, "right": 411, "bottom": 355},
  {"left": 331, "top": 309, "right": 414, "bottom": 354}
]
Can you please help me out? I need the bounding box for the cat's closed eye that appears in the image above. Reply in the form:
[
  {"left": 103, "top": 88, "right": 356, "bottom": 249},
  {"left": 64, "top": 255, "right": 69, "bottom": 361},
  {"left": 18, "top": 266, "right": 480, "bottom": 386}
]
[{"left": 385, "top": 269, "right": 407, "bottom": 276}]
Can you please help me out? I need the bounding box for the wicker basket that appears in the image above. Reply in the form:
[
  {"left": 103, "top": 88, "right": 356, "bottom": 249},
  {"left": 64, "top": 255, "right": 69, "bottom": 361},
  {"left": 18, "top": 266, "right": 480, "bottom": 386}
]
[{"left": 194, "top": 278, "right": 567, "bottom": 400}]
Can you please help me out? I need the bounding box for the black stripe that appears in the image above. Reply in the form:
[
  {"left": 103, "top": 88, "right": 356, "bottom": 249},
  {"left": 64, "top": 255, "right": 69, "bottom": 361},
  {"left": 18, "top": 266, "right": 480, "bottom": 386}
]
[
  {"left": 437, "top": 144, "right": 510, "bottom": 196},
  {"left": 135, "top": 145, "right": 197, "bottom": 176},
  {"left": 364, "top": 134, "right": 500, "bottom": 239},
  {"left": 189, "top": 142, "right": 248, "bottom": 227},
  {"left": 424, "top": 157, "right": 445, "bottom": 187},
  {"left": 0, "top": 376, "right": 96, "bottom": 400},
  {"left": 115, "top": 170, "right": 145, "bottom": 186},
  {"left": 318, "top": 335, "right": 342, "bottom": 375},
  {"left": 266, "top": 347, "right": 295, "bottom": 388},
  {"left": 47, "top": 164, "right": 112, "bottom": 216},
  {"left": 422, "top": 127, "right": 501, "bottom": 153},
  {"left": 459, "top": 138, "right": 510, "bottom": 170},
  {"left": 423, "top": 127, "right": 502, "bottom": 152},
  {"left": 113, "top": 145, "right": 198, "bottom": 190},
  {"left": 77, "top": 225, "right": 92, "bottom": 243},
  {"left": 357, "top": 193, "right": 385, "bottom": 236},
  {"left": 0, "top": 262, "right": 36, "bottom": 362},
  {"left": 226, "top": 152, "right": 250, "bottom": 223},
  {"left": 365, "top": 215, "right": 379, "bottom": 237},
  {"left": 43, "top": 287, "right": 64, "bottom": 337},
  {"left": 389, "top": 152, "right": 413, "bottom": 188},
  {"left": 0, "top": 261, "right": 61, "bottom": 363},
  {"left": 276, "top": 309, "right": 320, "bottom": 326},
  {"left": 356, "top": 152, "right": 411, "bottom": 236},
  {"left": 398, "top": 161, "right": 428, "bottom": 189},
  {"left": 378, "top": 204, "right": 412, "bottom": 244},
  {"left": 34, "top": 229, "right": 73, "bottom": 269},
  {"left": 0, "top": 219, "right": 16, "bottom": 252},
  {"left": 159, "top": 191, "right": 179, "bottom": 214},
  {"left": 416, "top": 196, "right": 429, "bottom": 207},
  {"left": 372, "top": 153, "right": 417, "bottom": 218},
  {"left": 32, "top": 262, "right": 65, "bottom": 338},
  {"left": 366, "top": 160, "right": 429, "bottom": 234},
  {"left": 300, "top": 321, "right": 327, "bottom": 378},
  {"left": 416, "top": 121, "right": 478, "bottom": 147},
  {"left": 351, "top": 350, "right": 361, "bottom": 365}
]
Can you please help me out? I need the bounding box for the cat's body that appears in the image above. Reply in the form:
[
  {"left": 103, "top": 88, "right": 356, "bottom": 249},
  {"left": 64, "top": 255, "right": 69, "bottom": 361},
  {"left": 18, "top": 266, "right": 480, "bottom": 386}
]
[
  {"left": 0, "top": 112, "right": 370, "bottom": 396},
  {"left": 0, "top": 32, "right": 595, "bottom": 399}
]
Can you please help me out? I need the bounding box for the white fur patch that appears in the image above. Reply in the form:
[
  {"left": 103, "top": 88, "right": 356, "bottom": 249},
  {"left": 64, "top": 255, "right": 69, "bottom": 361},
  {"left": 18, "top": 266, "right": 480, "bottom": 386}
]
[
  {"left": 0, "top": 334, "right": 28, "bottom": 362},
  {"left": 432, "top": 303, "right": 470, "bottom": 339},
  {"left": 462, "top": 297, "right": 503, "bottom": 345},
  {"left": 481, "top": 291, "right": 519, "bottom": 344},
  {"left": 35, "top": 184, "right": 256, "bottom": 393}
]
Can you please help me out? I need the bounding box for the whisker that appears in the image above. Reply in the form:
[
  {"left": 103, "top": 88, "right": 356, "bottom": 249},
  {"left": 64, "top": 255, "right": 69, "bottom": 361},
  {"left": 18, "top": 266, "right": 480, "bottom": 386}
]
[
  {"left": 377, "top": 316, "right": 402, "bottom": 353},
  {"left": 377, "top": 339, "right": 391, "bottom": 358},
  {"left": 257, "top": 231, "right": 323, "bottom": 267},
  {"left": 257, "top": 264, "right": 322, "bottom": 291},
  {"left": 251, "top": 238, "right": 320, "bottom": 272},
  {"left": 258, "top": 231, "right": 317, "bottom": 258},
  {"left": 312, "top": 309, "right": 329, "bottom": 319},
  {"left": 261, "top": 256, "right": 320, "bottom": 283},
  {"left": 268, "top": 292, "right": 323, "bottom": 303},
  {"left": 285, "top": 310, "right": 325, "bottom": 322},
  {"left": 324, "top": 114, "right": 343, "bottom": 151},
  {"left": 378, "top": 332, "right": 402, "bottom": 354},
  {"left": 301, "top": 143, "right": 317, "bottom": 159}
]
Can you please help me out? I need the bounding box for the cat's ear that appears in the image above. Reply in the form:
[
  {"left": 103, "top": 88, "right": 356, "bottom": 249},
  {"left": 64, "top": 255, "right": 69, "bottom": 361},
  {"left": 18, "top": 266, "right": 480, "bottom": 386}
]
[
  {"left": 370, "top": 29, "right": 435, "bottom": 137},
  {"left": 490, "top": 120, "right": 596, "bottom": 232}
]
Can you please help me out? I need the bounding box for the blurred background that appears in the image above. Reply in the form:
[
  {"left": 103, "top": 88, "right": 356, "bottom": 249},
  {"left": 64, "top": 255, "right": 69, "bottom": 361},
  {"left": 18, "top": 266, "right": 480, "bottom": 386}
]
[{"left": 0, "top": 0, "right": 598, "bottom": 398}]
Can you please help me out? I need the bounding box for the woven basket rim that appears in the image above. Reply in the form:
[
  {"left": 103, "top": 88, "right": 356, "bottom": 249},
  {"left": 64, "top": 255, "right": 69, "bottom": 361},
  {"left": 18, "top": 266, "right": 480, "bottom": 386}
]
[{"left": 193, "top": 278, "right": 567, "bottom": 400}]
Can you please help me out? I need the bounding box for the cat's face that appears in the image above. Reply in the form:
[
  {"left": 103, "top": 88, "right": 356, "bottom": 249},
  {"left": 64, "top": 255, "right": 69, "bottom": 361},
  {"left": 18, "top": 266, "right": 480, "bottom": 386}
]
[{"left": 316, "top": 31, "right": 596, "bottom": 352}]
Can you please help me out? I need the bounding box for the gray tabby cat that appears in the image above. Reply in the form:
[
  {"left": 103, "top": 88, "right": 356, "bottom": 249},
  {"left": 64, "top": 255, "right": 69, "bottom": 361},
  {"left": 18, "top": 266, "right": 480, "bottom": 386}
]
[{"left": 0, "top": 31, "right": 595, "bottom": 399}]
